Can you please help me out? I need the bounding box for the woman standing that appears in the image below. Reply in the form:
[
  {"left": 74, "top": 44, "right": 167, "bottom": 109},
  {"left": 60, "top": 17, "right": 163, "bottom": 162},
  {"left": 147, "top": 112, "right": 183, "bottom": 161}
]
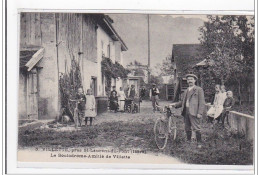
[
  {"left": 85, "top": 89, "right": 96, "bottom": 126},
  {"left": 118, "top": 87, "right": 126, "bottom": 111},
  {"left": 207, "top": 84, "right": 224, "bottom": 123},
  {"left": 220, "top": 85, "right": 227, "bottom": 103}
]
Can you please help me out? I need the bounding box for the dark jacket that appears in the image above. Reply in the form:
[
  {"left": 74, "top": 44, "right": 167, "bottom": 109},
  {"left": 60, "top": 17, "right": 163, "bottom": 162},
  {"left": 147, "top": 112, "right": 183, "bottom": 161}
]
[
  {"left": 76, "top": 93, "right": 86, "bottom": 111},
  {"left": 175, "top": 85, "right": 205, "bottom": 116},
  {"left": 223, "top": 97, "right": 235, "bottom": 108},
  {"left": 140, "top": 88, "right": 146, "bottom": 97}
]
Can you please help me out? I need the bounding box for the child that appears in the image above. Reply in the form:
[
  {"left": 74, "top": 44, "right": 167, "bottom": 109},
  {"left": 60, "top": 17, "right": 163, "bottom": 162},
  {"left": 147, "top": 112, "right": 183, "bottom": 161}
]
[
  {"left": 85, "top": 89, "right": 96, "bottom": 126},
  {"left": 207, "top": 84, "right": 223, "bottom": 123},
  {"left": 221, "top": 91, "right": 235, "bottom": 126},
  {"left": 76, "top": 87, "right": 86, "bottom": 126}
]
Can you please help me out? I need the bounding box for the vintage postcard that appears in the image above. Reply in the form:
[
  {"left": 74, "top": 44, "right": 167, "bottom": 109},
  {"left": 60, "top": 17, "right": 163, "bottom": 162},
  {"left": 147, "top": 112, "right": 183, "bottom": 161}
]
[{"left": 17, "top": 12, "right": 254, "bottom": 169}]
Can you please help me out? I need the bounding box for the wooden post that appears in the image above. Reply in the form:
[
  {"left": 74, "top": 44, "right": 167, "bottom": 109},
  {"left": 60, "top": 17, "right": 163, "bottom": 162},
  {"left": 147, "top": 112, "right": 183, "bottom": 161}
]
[
  {"left": 147, "top": 14, "right": 151, "bottom": 83},
  {"left": 238, "top": 79, "right": 242, "bottom": 105},
  {"left": 55, "top": 13, "right": 60, "bottom": 116}
]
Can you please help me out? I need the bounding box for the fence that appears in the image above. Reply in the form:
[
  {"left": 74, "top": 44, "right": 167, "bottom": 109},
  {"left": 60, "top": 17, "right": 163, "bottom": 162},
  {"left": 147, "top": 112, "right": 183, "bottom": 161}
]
[{"left": 205, "top": 104, "right": 254, "bottom": 141}]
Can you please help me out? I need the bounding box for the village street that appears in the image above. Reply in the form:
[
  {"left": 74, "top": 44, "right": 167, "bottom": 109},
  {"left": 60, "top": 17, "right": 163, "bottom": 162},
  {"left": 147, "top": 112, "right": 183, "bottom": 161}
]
[{"left": 18, "top": 100, "right": 253, "bottom": 165}]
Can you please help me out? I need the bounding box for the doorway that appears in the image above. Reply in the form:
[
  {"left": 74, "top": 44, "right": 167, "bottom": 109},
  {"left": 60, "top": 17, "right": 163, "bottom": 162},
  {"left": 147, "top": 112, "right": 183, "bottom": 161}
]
[{"left": 91, "top": 77, "right": 97, "bottom": 96}]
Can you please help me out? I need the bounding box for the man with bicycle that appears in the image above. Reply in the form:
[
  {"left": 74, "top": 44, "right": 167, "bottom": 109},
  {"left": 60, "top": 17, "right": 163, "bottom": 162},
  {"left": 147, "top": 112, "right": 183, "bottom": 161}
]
[{"left": 170, "top": 74, "right": 205, "bottom": 148}]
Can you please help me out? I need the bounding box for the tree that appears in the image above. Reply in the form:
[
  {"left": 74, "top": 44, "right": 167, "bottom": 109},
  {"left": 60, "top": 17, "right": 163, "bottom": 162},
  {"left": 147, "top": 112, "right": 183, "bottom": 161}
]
[
  {"left": 127, "top": 60, "right": 146, "bottom": 76},
  {"left": 157, "top": 55, "right": 175, "bottom": 76},
  {"left": 199, "top": 15, "right": 254, "bottom": 103}
]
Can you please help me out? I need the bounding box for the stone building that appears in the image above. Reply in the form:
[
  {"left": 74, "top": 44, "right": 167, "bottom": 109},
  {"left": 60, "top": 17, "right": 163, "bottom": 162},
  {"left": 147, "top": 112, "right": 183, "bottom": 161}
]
[{"left": 19, "top": 13, "right": 127, "bottom": 120}]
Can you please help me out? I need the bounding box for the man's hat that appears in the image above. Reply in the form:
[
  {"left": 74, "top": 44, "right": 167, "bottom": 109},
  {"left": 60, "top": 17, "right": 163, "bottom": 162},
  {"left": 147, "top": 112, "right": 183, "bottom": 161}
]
[
  {"left": 186, "top": 74, "right": 198, "bottom": 80},
  {"left": 152, "top": 83, "right": 156, "bottom": 86}
]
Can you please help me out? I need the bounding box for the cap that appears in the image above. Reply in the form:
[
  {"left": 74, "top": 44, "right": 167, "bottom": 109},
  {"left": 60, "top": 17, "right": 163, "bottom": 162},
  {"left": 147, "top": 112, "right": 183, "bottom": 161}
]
[{"left": 185, "top": 74, "right": 198, "bottom": 80}]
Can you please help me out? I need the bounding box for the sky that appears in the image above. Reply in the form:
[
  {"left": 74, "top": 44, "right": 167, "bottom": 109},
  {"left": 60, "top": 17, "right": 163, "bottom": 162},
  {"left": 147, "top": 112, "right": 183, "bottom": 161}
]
[{"left": 109, "top": 14, "right": 205, "bottom": 67}]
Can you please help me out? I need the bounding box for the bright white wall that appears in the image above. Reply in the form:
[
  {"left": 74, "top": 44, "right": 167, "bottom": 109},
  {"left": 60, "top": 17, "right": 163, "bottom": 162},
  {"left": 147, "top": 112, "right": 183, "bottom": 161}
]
[{"left": 97, "top": 25, "right": 117, "bottom": 96}]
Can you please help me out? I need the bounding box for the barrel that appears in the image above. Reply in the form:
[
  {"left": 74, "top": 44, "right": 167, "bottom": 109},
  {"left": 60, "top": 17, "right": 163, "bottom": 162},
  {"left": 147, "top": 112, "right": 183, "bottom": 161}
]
[{"left": 95, "top": 96, "right": 108, "bottom": 115}]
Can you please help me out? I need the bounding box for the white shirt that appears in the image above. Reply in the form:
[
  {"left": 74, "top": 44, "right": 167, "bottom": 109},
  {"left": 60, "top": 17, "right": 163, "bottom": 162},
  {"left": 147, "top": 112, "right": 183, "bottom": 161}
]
[
  {"left": 188, "top": 85, "right": 195, "bottom": 91},
  {"left": 186, "top": 85, "right": 195, "bottom": 107}
]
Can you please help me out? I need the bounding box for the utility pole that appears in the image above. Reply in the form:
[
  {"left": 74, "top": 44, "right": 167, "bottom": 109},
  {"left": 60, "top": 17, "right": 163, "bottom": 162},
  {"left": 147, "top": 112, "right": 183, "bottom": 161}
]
[{"left": 147, "top": 14, "right": 151, "bottom": 83}]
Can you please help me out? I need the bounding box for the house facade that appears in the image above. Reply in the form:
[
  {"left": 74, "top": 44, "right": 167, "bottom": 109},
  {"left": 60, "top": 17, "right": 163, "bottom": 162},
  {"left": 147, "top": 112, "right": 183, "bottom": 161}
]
[{"left": 19, "top": 13, "right": 127, "bottom": 120}]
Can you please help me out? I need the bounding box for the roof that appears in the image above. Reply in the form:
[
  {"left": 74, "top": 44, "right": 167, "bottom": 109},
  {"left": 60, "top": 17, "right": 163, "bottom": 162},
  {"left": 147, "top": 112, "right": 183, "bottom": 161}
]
[
  {"left": 193, "top": 59, "right": 215, "bottom": 68},
  {"left": 171, "top": 44, "right": 202, "bottom": 77},
  {"left": 95, "top": 14, "right": 128, "bottom": 51},
  {"left": 20, "top": 50, "right": 38, "bottom": 68},
  {"left": 20, "top": 46, "right": 44, "bottom": 71}
]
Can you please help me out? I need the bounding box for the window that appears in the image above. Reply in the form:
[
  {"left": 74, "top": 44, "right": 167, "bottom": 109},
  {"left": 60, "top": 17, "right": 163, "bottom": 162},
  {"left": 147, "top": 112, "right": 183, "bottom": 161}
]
[
  {"left": 107, "top": 44, "right": 110, "bottom": 58},
  {"left": 101, "top": 41, "right": 104, "bottom": 56}
]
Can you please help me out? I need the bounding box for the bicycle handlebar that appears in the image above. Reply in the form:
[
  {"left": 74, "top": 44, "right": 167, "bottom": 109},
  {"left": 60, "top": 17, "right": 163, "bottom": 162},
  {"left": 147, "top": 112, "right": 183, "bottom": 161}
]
[{"left": 69, "top": 99, "right": 85, "bottom": 102}]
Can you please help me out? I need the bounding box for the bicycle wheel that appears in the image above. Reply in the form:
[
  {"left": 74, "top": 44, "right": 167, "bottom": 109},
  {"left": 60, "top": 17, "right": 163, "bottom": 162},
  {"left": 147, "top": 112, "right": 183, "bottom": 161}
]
[
  {"left": 154, "top": 118, "right": 168, "bottom": 150},
  {"left": 74, "top": 108, "right": 79, "bottom": 128},
  {"left": 127, "top": 105, "right": 131, "bottom": 113},
  {"left": 170, "top": 119, "right": 177, "bottom": 141}
]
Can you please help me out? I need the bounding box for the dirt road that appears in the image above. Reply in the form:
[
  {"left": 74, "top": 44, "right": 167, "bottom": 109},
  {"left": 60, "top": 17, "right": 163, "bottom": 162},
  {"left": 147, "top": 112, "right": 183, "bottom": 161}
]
[{"left": 18, "top": 100, "right": 253, "bottom": 165}]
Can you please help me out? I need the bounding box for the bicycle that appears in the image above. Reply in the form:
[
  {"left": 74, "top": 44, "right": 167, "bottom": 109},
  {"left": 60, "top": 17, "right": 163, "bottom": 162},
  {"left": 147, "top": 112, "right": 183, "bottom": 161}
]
[
  {"left": 69, "top": 99, "right": 85, "bottom": 128},
  {"left": 154, "top": 104, "right": 179, "bottom": 150}
]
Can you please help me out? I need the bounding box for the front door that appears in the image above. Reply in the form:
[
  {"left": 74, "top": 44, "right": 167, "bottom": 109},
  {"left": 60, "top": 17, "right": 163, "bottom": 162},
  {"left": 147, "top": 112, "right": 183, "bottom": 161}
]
[
  {"left": 26, "top": 68, "right": 38, "bottom": 119},
  {"left": 91, "top": 77, "right": 97, "bottom": 96}
]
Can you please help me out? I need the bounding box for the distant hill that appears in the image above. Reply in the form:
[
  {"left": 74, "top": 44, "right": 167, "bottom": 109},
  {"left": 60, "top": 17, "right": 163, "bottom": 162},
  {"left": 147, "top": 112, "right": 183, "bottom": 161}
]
[{"left": 109, "top": 14, "right": 204, "bottom": 67}]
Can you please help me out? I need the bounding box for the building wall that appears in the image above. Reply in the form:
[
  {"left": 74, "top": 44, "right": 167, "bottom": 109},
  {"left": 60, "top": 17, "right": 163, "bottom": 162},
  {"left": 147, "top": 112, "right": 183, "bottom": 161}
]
[
  {"left": 97, "top": 25, "right": 117, "bottom": 95},
  {"left": 114, "top": 41, "right": 122, "bottom": 64},
  {"left": 20, "top": 13, "right": 59, "bottom": 119},
  {"left": 116, "top": 78, "right": 123, "bottom": 92},
  {"left": 19, "top": 13, "right": 100, "bottom": 119},
  {"left": 18, "top": 73, "right": 27, "bottom": 119},
  {"left": 56, "top": 14, "right": 98, "bottom": 95}
]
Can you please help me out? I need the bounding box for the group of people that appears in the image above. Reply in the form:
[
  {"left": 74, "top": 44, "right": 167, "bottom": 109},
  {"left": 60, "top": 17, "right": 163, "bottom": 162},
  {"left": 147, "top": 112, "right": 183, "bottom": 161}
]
[
  {"left": 110, "top": 85, "right": 137, "bottom": 112},
  {"left": 169, "top": 73, "right": 235, "bottom": 148},
  {"left": 110, "top": 86, "right": 126, "bottom": 112},
  {"left": 76, "top": 87, "right": 96, "bottom": 126},
  {"left": 207, "top": 85, "right": 235, "bottom": 126},
  {"left": 109, "top": 83, "right": 161, "bottom": 113}
]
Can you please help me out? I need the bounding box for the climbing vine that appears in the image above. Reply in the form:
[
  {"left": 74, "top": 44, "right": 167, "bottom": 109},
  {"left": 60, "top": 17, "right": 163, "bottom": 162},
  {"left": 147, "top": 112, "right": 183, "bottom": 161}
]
[{"left": 101, "top": 56, "right": 129, "bottom": 95}]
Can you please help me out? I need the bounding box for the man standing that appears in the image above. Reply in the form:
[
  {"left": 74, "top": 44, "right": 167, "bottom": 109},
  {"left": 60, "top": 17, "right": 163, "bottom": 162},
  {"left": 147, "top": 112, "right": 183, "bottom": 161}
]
[
  {"left": 150, "top": 83, "right": 160, "bottom": 112},
  {"left": 170, "top": 74, "right": 205, "bottom": 148},
  {"left": 140, "top": 86, "right": 146, "bottom": 102},
  {"left": 124, "top": 85, "right": 129, "bottom": 98},
  {"left": 128, "top": 85, "right": 136, "bottom": 100}
]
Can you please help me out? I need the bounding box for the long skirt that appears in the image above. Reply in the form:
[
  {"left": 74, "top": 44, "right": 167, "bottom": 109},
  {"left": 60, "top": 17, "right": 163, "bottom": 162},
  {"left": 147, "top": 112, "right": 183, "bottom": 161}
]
[
  {"left": 118, "top": 100, "right": 125, "bottom": 111},
  {"left": 207, "top": 105, "right": 223, "bottom": 119},
  {"left": 85, "top": 109, "right": 96, "bottom": 117},
  {"left": 110, "top": 101, "right": 119, "bottom": 111}
]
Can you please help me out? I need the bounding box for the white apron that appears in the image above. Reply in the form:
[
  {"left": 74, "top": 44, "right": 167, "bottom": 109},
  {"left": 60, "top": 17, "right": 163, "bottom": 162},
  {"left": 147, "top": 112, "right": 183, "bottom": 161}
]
[
  {"left": 207, "top": 92, "right": 225, "bottom": 119},
  {"left": 85, "top": 95, "right": 97, "bottom": 117},
  {"left": 118, "top": 90, "right": 126, "bottom": 111}
]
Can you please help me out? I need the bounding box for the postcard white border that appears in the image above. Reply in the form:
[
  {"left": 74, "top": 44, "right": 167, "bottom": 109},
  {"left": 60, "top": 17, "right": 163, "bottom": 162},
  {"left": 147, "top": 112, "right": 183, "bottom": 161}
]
[{"left": 4, "top": 0, "right": 256, "bottom": 174}]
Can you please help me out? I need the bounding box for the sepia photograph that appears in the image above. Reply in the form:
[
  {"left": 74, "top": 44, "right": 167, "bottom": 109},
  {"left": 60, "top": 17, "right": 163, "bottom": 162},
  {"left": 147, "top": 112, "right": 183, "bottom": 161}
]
[{"left": 17, "top": 12, "right": 254, "bottom": 167}]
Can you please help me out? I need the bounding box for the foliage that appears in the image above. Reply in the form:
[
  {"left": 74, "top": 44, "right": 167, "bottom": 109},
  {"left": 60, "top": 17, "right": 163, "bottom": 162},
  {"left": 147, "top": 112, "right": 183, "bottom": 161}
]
[
  {"left": 19, "top": 112, "right": 253, "bottom": 165},
  {"left": 199, "top": 15, "right": 254, "bottom": 82},
  {"left": 101, "top": 57, "right": 130, "bottom": 95},
  {"left": 154, "top": 55, "right": 175, "bottom": 76},
  {"left": 127, "top": 60, "right": 146, "bottom": 76},
  {"left": 198, "top": 15, "right": 254, "bottom": 102},
  {"left": 149, "top": 75, "right": 163, "bottom": 88},
  {"left": 59, "top": 57, "right": 82, "bottom": 116}
]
